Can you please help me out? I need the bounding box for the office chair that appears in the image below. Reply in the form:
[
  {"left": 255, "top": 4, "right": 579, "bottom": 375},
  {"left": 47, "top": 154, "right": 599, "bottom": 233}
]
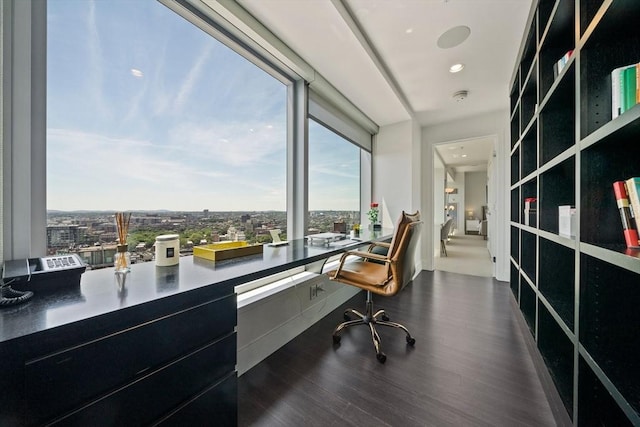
[
  {"left": 325, "top": 211, "right": 422, "bottom": 363},
  {"left": 440, "top": 218, "right": 454, "bottom": 257}
]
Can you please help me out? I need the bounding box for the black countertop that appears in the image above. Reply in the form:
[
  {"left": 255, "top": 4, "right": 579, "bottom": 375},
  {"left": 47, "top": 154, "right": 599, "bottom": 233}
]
[{"left": 0, "top": 231, "right": 391, "bottom": 344}]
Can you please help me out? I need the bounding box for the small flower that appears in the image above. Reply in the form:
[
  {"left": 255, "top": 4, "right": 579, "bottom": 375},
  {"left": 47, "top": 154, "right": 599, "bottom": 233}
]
[{"left": 367, "top": 203, "right": 379, "bottom": 224}]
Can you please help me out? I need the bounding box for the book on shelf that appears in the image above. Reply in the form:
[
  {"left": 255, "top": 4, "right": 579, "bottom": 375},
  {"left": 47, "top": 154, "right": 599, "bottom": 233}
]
[
  {"left": 613, "top": 181, "right": 640, "bottom": 248},
  {"left": 553, "top": 50, "right": 573, "bottom": 79},
  {"left": 626, "top": 177, "right": 640, "bottom": 230},
  {"left": 524, "top": 197, "right": 537, "bottom": 227},
  {"left": 611, "top": 62, "right": 640, "bottom": 119}
]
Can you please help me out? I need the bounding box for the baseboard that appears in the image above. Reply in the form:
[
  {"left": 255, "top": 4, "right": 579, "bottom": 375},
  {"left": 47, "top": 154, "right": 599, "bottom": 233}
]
[{"left": 510, "top": 296, "right": 573, "bottom": 427}]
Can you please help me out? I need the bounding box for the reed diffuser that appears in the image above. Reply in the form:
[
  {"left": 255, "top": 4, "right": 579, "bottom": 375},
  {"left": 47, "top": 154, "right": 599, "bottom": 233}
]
[{"left": 115, "top": 212, "right": 132, "bottom": 274}]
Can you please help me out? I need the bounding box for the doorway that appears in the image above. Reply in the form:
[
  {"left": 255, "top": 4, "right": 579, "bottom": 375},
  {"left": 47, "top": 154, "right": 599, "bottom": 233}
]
[{"left": 433, "top": 136, "right": 496, "bottom": 278}]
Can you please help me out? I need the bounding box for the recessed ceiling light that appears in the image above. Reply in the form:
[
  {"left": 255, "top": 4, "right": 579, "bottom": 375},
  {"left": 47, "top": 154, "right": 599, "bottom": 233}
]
[
  {"left": 405, "top": 28, "right": 414, "bottom": 34},
  {"left": 449, "top": 63, "right": 465, "bottom": 73},
  {"left": 462, "top": 154, "right": 468, "bottom": 158},
  {"left": 130, "top": 68, "right": 144, "bottom": 78}
]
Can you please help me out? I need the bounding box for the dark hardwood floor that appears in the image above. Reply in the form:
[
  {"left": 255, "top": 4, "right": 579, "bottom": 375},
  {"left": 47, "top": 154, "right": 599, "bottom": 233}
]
[{"left": 238, "top": 270, "right": 558, "bottom": 426}]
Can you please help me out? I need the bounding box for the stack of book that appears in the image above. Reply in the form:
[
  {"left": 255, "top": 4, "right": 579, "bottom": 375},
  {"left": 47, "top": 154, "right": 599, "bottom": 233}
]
[
  {"left": 613, "top": 178, "right": 640, "bottom": 248},
  {"left": 611, "top": 62, "right": 640, "bottom": 119},
  {"left": 524, "top": 197, "right": 537, "bottom": 227},
  {"left": 553, "top": 50, "right": 573, "bottom": 79}
]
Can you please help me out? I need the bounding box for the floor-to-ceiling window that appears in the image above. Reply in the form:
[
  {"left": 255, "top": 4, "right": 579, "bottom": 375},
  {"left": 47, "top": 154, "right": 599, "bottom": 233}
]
[
  {"left": 46, "top": 0, "right": 287, "bottom": 260},
  {"left": 308, "top": 119, "right": 360, "bottom": 234},
  {"left": 3, "top": 0, "right": 374, "bottom": 272}
]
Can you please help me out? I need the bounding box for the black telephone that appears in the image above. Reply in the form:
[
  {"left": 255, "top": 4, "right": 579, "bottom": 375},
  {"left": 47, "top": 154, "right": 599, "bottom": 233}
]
[{"left": 2, "top": 254, "right": 86, "bottom": 305}]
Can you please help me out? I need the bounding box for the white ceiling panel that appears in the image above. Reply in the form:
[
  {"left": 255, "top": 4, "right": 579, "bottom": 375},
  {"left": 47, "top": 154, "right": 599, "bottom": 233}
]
[
  {"left": 228, "top": 0, "right": 533, "bottom": 167},
  {"left": 238, "top": 0, "right": 411, "bottom": 126}
]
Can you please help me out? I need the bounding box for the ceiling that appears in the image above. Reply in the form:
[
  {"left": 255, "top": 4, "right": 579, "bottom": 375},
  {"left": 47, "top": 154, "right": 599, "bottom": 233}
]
[{"left": 233, "top": 0, "right": 533, "bottom": 168}]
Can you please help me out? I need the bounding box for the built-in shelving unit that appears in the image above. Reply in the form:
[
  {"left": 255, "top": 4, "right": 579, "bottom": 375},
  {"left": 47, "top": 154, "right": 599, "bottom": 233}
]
[{"left": 510, "top": 1, "right": 640, "bottom": 425}]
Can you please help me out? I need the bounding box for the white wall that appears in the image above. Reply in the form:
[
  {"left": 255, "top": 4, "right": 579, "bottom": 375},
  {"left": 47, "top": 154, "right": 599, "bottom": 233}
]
[
  {"left": 433, "top": 154, "right": 445, "bottom": 255},
  {"left": 464, "top": 171, "right": 487, "bottom": 221},
  {"left": 422, "top": 110, "right": 510, "bottom": 281},
  {"left": 374, "top": 119, "right": 424, "bottom": 271}
]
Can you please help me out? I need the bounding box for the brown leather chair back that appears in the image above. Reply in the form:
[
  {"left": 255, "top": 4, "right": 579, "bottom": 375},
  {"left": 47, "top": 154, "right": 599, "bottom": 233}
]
[
  {"left": 386, "top": 210, "right": 420, "bottom": 261},
  {"left": 389, "top": 218, "right": 422, "bottom": 293}
]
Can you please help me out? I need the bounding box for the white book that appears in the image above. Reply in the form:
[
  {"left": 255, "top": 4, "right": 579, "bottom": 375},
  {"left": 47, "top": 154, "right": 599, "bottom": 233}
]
[{"left": 611, "top": 64, "right": 636, "bottom": 119}]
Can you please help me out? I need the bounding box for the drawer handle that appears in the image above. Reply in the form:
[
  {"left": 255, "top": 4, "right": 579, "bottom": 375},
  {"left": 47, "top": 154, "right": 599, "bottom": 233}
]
[
  {"left": 136, "top": 366, "right": 151, "bottom": 376},
  {"left": 56, "top": 357, "right": 72, "bottom": 365}
]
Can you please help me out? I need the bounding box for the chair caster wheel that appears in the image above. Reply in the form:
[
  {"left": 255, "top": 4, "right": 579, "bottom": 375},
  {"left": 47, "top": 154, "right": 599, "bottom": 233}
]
[
  {"left": 406, "top": 337, "right": 416, "bottom": 346},
  {"left": 343, "top": 313, "right": 351, "bottom": 321},
  {"left": 332, "top": 335, "right": 341, "bottom": 344},
  {"left": 376, "top": 352, "right": 387, "bottom": 363},
  {"left": 381, "top": 314, "right": 390, "bottom": 321}
]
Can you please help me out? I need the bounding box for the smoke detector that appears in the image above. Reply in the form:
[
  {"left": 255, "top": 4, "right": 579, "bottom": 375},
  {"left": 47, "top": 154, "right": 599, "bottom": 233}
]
[{"left": 452, "top": 90, "right": 469, "bottom": 101}]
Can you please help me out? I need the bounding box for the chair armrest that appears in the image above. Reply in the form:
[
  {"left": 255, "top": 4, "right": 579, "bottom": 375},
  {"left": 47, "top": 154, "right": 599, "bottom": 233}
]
[
  {"left": 367, "top": 241, "right": 390, "bottom": 251},
  {"left": 344, "top": 250, "right": 389, "bottom": 262},
  {"left": 329, "top": 249, "right": 389, "bottom": 279}
]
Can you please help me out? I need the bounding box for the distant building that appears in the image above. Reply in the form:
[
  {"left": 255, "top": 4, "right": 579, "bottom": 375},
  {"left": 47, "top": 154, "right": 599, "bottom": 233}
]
[
  {"left": 47, "top": 225, "right": 85, "bottom": 250},
  {"left": 76, "top": 245, "right": 117, "bottom": 269}
]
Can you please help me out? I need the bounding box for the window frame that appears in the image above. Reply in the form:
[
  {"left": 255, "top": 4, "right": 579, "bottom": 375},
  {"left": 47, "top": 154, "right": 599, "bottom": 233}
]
[{"left": 2, "top": 0, "right": 373, "bottom": 260}]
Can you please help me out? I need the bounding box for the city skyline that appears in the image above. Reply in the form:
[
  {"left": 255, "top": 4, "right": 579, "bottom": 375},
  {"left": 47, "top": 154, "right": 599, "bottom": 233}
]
[{"left": 46, "top": 0, "right": 360, "bottom": 213}]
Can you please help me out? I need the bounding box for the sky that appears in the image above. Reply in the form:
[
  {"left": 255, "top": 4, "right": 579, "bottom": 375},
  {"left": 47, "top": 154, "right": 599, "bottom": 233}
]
[{"left": 47, "top": 0, "right": 360, "bottom": 212}]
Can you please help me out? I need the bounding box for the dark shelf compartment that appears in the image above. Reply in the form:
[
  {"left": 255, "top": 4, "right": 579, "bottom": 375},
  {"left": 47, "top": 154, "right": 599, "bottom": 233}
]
[
  {"left": 540, "top": 157, "right": 575, "bottom": 234},
  {"left": 538, "top": 302, "right": 574, "bottom": 418},
  {"left": 521, "top": 121, "right": 537, "bottom": 178},
  {"left": 521, "top": 230, "right": 537, "bottom": 285},
  {"left": 580, "top": 0, "right": 605, "bottom": 37},
  {"left": 520, "top": 276, "right": 537, "bottom": 335},
  {"left": 511, "top": 187, "right": 520, "bottom": 223},
  {"left": 580, "top": 253, "right": 640, "bottom": 416},
  {"left": 510, "top": 262, "right": 520, "bottom": 301},
  {"left": 537, "top": 0, "right": 556, "bottom": 38},
  {"left": 511, "top": 107, "right": 520, "bottom": 148},
  {"left": 511, "top": 147, "right": 520, "bottom": 185},
  {"left": 521, "top": 64, "right": 539, "bottom": 131},
  {"left": 539, "top": 0, "right": 575, "bottom": 100},
  {"left": 522, "top": 178, "right": 537, "bottom": 228},
  {"left": 511, "top": 225, "right": 520, "bottom": 263},
  {"left": 511, "top": 75, "right": 520, "bottom": 115},
  {"left": 521, "top": 23, "right": 537, "bottom": 82},
  {"left": 581, "top": 127, "right": 640, "bottom": 247},
  {"left": 579, "top": 2, "right": 640, "bottom": 139},
  {"left": 578, "top": 356, "right": 635, "bottom": 426},
  {"left": 540, "top": 65, "right": 575, "bottom": 165},
  {"left": 538, "top": 238, "right": 575, "bottom": 330}
]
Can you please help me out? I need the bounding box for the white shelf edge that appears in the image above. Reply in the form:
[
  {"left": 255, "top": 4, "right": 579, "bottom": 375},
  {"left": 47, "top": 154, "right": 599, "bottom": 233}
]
[
  {"left": 537, "top": 291, "right": 575, "bottom": 342},
  {"left": 538, "top": 145, "right": 576, "bottom": 175},
  {"left": 580, "top": 105, "right": 640, "bottom": 151},
  {"left": 580, "top": 243, "right": 640, "bottom": 274},
  {"left": 539, "top": 229, "right": 577, "bottom": 250}
]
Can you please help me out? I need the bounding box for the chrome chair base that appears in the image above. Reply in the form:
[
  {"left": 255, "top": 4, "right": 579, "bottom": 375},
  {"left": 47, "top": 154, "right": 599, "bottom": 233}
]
[{"left": 332, "top": 291, "right": 415, "bottom": 363}]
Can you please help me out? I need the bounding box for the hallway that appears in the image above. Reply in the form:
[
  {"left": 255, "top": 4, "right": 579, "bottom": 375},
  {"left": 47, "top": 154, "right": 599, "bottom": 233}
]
[{"left": 435, "top": 233, "right": 493, "bottom": 278}]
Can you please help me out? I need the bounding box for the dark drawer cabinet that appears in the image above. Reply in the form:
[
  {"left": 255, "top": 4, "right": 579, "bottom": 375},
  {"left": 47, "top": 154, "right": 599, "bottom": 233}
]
[
  {"left": 25, "top": 294, "right": 236, "bottom": 424},
  {"left": 0, "top": 282, "right": 237, "bottom": 426},
  {"left": 53, "top": 333, "right": 236, "bottom": 426},
  {"left": 155, "top": 372, "right": 238, "bottom": 426}
]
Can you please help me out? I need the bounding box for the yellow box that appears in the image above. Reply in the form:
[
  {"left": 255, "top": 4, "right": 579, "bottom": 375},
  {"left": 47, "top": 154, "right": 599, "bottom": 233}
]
[{"left": 193, "top": 241, "right": 263, "bottom": 261}]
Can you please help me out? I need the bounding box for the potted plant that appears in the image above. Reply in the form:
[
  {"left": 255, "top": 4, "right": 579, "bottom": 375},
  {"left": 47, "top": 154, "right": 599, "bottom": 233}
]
[{"left": 368, "top": 203, "right": 381, "bottom": 230}]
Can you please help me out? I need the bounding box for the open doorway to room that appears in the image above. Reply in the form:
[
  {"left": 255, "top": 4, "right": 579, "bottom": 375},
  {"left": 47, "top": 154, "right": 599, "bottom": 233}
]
[{"left": 432, "top": 136, "right": 497, "bottom": 278}]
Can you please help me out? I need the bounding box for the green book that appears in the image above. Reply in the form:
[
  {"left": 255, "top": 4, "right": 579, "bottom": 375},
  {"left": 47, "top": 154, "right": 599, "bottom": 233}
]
[{"left": 622, "top": 65, "right": 638, "bottom": 112}]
